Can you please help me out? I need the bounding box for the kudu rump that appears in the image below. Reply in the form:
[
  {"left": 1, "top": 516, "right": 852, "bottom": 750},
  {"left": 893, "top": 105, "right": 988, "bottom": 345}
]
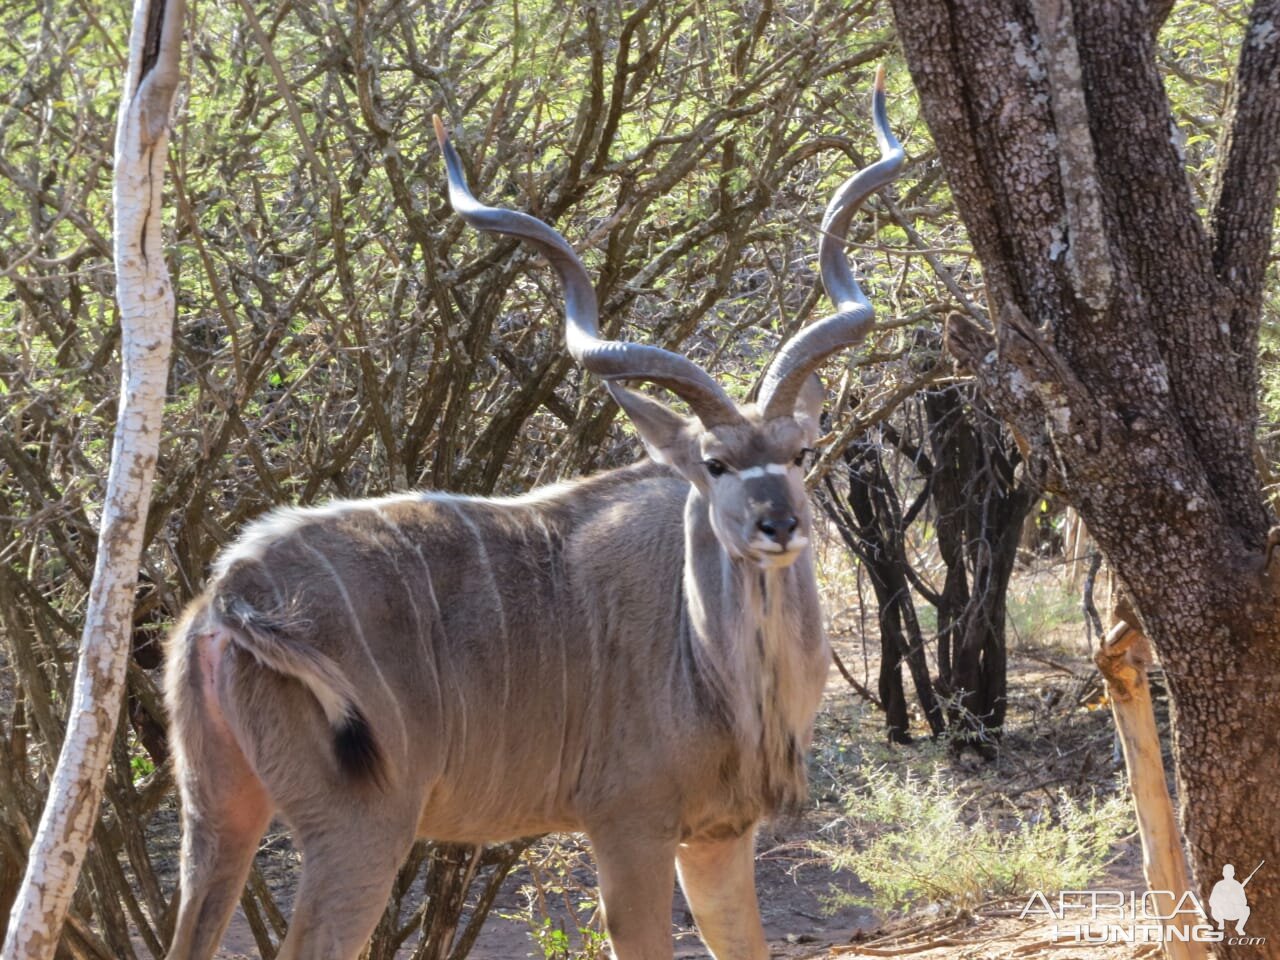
[{"left": 163, "top": 70, "right": 902, "bottom": 960}]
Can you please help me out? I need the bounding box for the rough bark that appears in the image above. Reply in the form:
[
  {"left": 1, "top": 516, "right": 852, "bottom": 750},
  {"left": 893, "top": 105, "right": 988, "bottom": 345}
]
[
  {"left": 1, "top": 0, "right": 182, "bottom": 956},
  {"left": 888, "top": 1, "right": 1280, "bottom": 954}
]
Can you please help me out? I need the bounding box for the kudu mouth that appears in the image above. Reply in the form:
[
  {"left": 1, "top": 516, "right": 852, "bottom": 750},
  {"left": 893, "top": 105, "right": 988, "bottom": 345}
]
[
  {"left": 711, "top": 501, "right": 810, "bottom": 570},
  {"left": 748, "top": 540, "right": 810, "bottom": 570}
]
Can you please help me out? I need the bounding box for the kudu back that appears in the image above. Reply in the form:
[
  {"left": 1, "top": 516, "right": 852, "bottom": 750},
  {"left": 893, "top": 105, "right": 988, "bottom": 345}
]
[{"left": 163, "top": 69, "right": 903, "bottom": 960}]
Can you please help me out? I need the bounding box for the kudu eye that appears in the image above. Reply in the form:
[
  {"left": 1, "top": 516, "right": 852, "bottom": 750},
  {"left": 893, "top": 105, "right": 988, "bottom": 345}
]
[{"left": 704, "top": 458, "right": 728, "bottom": 478}]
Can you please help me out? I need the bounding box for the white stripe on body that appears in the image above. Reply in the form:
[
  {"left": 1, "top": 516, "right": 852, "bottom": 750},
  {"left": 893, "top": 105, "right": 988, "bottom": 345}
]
[
  {"left": 371, "top": 507, "right": 447, "bottom": 734},
  {"left": 448, "top": 503, "right": 513, "bottom": 797},
  {"left": 409, "top": 541, "right": 468, "bottom": 773},
  {"left": 298, "top": 539, "right": 410, "bottom": 759}
]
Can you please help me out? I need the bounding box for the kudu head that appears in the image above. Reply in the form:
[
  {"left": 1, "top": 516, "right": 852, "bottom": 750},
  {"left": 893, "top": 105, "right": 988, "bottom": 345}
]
[{"left": 435, "top": 68, "right": 903, "bottom": 570}]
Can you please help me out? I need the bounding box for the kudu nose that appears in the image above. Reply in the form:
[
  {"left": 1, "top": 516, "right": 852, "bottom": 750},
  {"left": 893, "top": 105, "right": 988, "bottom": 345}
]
[{"left": 757, "top": 513, "right": 799, "bottom": 547}]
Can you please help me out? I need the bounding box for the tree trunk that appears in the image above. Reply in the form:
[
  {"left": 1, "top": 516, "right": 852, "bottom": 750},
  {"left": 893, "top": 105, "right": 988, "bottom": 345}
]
[
  {"left": 822, "top": 381, "right": 1031, "bottom": 747},
  {"left": 823, "top": 446, "right": 943, "bottom": 742},
  {"left": 2, "top": 1, "right": 182, "bottom": 956},
  {"left": 888, "top": 1, "right": 1280, "bottom": 953},
  {"left": 925, "top": 385, "right": 1033, "bottom": 746},
  {"left": 0, "top": 852, "right": 18, "bottom": 948}
]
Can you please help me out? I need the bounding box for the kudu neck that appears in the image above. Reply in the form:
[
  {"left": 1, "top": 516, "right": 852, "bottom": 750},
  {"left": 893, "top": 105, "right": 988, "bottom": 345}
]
[{"left": 680, "top": 486, "right": 828, "bottom": 814}]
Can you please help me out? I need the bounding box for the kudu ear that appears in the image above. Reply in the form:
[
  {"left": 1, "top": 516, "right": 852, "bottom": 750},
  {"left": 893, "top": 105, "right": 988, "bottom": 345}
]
[
  {"left": 793, "top": 373, "right": 825, "bottom": 444},
  {"left": 605, "top": 382, "right": 694, "bottom": 469}
]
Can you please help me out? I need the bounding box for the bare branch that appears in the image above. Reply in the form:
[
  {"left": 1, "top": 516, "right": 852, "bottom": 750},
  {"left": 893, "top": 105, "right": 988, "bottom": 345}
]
[{"left": 1031, "top": 0, "right": 1112, "bottom": 314}]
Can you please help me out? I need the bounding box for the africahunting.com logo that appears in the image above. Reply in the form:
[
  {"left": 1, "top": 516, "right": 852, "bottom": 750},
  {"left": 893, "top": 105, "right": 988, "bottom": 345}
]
[{"left": 1020, "top": 861, "right": 1266, "bottom": 946}]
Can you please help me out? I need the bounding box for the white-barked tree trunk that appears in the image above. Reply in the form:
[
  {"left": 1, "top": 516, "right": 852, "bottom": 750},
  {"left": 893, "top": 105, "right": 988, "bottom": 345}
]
[{"left": 2, "top": 0, "right": 184, "bottom": 955}]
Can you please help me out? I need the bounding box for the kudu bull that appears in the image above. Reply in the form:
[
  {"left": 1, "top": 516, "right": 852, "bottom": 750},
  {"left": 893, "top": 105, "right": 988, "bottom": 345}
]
[{"left": 163, "top": 69, "right": 903, "bottom": 960}]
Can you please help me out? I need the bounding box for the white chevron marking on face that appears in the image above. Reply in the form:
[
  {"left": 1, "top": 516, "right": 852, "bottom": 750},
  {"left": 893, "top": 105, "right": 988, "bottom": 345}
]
[{"left": 737, "top": 463, "right": 791, "bottom": 480}]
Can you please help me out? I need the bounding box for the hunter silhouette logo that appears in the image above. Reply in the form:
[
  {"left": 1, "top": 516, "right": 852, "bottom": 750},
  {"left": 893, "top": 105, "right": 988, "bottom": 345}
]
[
  {"left": 1210, "top": 861, "right": 1263, "bottom": 936},
  {"left": 1021, "top": 859, "right": 1268, "bottom": 945}
]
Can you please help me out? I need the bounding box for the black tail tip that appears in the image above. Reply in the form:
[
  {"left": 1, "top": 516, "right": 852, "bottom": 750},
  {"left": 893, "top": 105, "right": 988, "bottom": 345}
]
[{"left": 334, "top": 709, "right": 386, "bottom": 789}]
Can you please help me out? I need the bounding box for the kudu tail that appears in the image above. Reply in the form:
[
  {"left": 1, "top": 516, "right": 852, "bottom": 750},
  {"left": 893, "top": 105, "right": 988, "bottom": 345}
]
[{"left": 215, "top": 594, "right": 386, "bottom": 787}]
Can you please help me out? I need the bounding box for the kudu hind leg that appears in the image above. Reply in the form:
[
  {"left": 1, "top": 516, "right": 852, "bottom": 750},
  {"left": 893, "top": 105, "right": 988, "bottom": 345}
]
[
  {"left": 675, "top": 831, "right": 768, "bottom": 960},
  {"left": 166, "top": 794, "right": 270, "bottom": 960},
  {"left": 273, "top": 807, "right": 417, "bottom": 960},
  {"left": 166, "top": 632, "right": 272, "bottom": 960}
]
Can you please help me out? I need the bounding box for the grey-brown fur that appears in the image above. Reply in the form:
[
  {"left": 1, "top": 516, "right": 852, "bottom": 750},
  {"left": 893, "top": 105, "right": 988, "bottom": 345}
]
[{"left": 164, "top": 74, "right": 902, "bottom": 960}]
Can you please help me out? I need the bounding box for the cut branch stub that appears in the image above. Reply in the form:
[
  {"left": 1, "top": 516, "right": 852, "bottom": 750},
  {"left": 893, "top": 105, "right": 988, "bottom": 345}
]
[
  {"left": 997, "top": 303, "right": 1099, "bottom": 447},
  {"left": 1095, "top": 622, "right": 1205, "bottom": 960},
  {"left": 945, "top": 312, "right": 1054, "bottom": 491},
  {"left": 943, "top": 301, "right": 1102, "bottom": 495},
  {"left": 942, "top": 310, "right": 996, "bottom": 372},
  {"left": 1094, "top": 622, "right": 1150, "bottom": 702}
]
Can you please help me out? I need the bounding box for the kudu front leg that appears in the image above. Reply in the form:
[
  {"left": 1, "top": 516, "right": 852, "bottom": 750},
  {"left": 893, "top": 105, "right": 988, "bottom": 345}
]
[
  {"left": 675, "top": 830, "right": 769, "bottom": 960},
  {"left": 590, "top": 828, "right": 678, "bottom": 960}
]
